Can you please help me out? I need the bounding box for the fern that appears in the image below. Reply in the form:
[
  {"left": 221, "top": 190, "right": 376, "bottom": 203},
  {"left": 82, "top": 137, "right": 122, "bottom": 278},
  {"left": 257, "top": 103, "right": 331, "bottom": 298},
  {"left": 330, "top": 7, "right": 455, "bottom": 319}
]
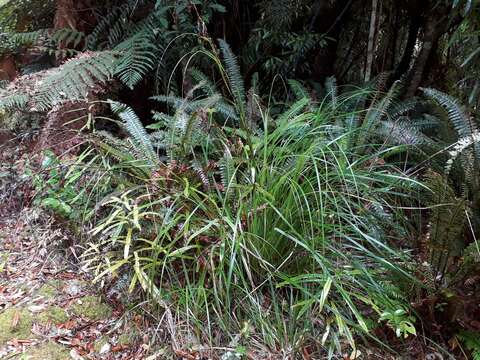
[
  {"left": 422, "top": 88, "right": 477, "bottom": 139},
  {"left": 93, "top": 130, "right": 135, "bottom": 162},
  {"left": 288, "top": 79, "right": 311, "bottom": 101},
  {"left": 276, "top": 97, "right": 310, "bottom": 126},
  {"left": 424, "top": 171, "right": 467, "bottom": 278},
  {"left": 50, "top": 28, "right": 85, "bottom": 49},
  {"left": 218, "top": 39, "right": 246, "bottom": 118},
  {"left": 0, "top": 93, "right": 30, "bottom": 110},
  {"left": 376, "top": 120, "right": 432, "bottom": 146},
  {"left": 325, "top": 76, "right": 338, "bottom": 109},
  {"left": 219, "top": 148, "right": 236, "bottom": 192},
  {"left": 457, "top": 330, "right": 480, "bottom": 360},
  {"left": 362, "top": 81, "right": 402, "bottom": 133},
  {"left": 34, "top": 51, "right": 116, "bottom": 110},
  {"left": 86, "top": 2, "right": 137, "bottom": 50},
  {"left": 422, "top": 87, "right": 480, "bottom": 161},
  {"left": 10, "top": 29, "right": 47, "bottom": 46},
  {"left": 114, "top": 31, "right": 157, "bottom": 89},
  {"left": 109, "top": 101, "right": 158, "bottom": 167}
]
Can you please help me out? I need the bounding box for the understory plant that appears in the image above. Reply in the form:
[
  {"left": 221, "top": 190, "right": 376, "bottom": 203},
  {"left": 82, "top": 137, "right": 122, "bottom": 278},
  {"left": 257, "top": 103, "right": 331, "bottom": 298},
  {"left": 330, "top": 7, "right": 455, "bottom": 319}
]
[{"left": 69, "top": 46, "right": 425, "bottom": 356}]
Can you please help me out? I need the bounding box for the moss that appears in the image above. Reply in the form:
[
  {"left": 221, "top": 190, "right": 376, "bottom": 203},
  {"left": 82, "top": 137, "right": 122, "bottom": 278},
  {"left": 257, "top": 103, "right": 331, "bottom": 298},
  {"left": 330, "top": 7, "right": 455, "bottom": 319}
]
[
  {"left": 38, "top": 306, "right": 69, "bottom": 325},
  {"left": 93, "top": 337, "right": 109, "bottom": 353},
  {"left": 24, "top": 341, "right": 69, "bottom": 360},
  {"left": 38, "top": 280, "right": 62, "bottom": 299},
  {"left": 118, "top": 329, "right": 137, "bottom": 346},
  {"left": 0, "top": 307, "right": 33, "bottom": 345},
  {"left": 71, "top": 296, "right": 112, "bottom": 321}
]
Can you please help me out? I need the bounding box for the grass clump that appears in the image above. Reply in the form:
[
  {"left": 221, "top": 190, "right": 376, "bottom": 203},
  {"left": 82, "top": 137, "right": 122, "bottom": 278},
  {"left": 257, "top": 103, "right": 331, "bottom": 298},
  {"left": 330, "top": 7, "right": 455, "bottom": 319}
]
[
  {"left": 76, "top": 84, "right": 420, "bottom": 355},
  {"left": 71, "top": 296, "right": 112, "bottom": 321}
]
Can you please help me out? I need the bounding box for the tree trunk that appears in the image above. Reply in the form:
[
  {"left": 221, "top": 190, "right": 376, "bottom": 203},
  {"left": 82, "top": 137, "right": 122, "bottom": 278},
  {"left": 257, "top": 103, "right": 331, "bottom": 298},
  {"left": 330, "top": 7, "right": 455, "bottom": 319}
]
[
  {"left": 365, "top": 0, "right": 379, "bottom": 82},
  {"left": 390, "top": 14, "right": 422, "bottom": 85},
  {"left": 311, "top": 0, "right": 353, "bottom": 82},
  {"left": 405, "top": 17, "right": 443, "bottom": 97},
  {"left": 0, "top": 56, "right": 18, "bottom": 81}
]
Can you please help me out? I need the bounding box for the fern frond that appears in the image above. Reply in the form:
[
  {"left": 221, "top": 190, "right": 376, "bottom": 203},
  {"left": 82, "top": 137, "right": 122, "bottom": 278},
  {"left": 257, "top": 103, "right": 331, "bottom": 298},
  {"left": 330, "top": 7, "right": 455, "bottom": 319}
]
[
  {"left": 109, "top": 101, "right": 158, "bottom": 166},
  {"left": 10, "top": 29, "right": 47, "bottom": 46},
  {"left": 93, "top": 130, "right": 135, "bottom": 162},
  {"left": 363, "top": 81, "right": 401, "bottom": 131},
  {"left": 191, "top": 160, "right": 210, "bottom": 190},
  {"left": 277, "top": 97, "right": 310, "bottom": 126},
  {"left": 377, "top": 120, "right": 432, "bottom": 146},
  {"left": 422, "top": 87, "right": 480, "bottom": 161},
  {"left": 325, "top": 76, "right": 338, "bottom": 109},
  {"left": 424, "top": 171, "right": 466, "bottom": 276},
  {"left": 50, "top": 28, "right": 85, "bottom": 49},
  {"left": 457, "top": 330, "right": 480, "bottom": 360},
  {"left": 219, "top": 148, "right": 236, "bottom": 192},
  {"left": 288, "top": 79, "right": 311, "bottom": 101},
  {"left": 86, "top": 3, "right": 136, "bottom": 50},
  {"left": 218, "top": 39, "right": 245, "bottom": 116},
  {"left": 114, "top": 31, "right": 157, "bottom": 89},
  {"left": 34, "top": 51, "right": 116, "bottom": 110},
  {"left": 189, "top": 68, "right": 217, "bottom": 96},
  {"left": 421, "top": 88, "right": 477, "bottom": 138},
  {"left": 0, "top": 93, "right": 30, "bottom": 110}
]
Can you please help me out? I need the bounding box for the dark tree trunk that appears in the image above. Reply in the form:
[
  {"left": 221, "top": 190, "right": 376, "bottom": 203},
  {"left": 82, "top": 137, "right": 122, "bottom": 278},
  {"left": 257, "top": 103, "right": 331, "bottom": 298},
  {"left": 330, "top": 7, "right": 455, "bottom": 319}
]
[
  {"left": 311, "top": 0, "right": 353, "bottom": 82},
  {"left": 405, "top": 16, "right": 447, "bottom": 97},
  {"left": 390, "top": 14, "right": 422, "bottom": 85}
]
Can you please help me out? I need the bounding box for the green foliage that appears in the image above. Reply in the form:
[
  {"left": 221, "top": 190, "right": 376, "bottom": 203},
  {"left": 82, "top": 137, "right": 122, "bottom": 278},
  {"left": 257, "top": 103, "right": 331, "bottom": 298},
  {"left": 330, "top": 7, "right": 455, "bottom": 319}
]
[
  {"left": 109, "top": 101, "right": 158, "bottom": 166},
  {"left": 27, "top": 150, "right": 114, "bottom": 222},
  {"left": 33, "top": 51, "right": 116, "bottom": 110},
  {"left": 3, "top": 0, "right": 480, "bottom": 357},
  {"left": 219, "top": 39, "right": 246, "bottom": 117},
  {"left": 379, "top": 309, "right": 416, "bottom": 338},
  {"left": 422, "top": 87, "right": 479, "bottom": 141},
  {"left": 424, "top": 171, "right": 467, "bottom": 278},
  {"left": 0, "top": 93, "right": 30, "bottom": 110},
  {"left": 79, "top": 78, "right": 420, "bottom": 355},
  {"left": 457, "top": 330, "right": 480, "bottom": 360},
  {"left": 114, "top": 31, "right": 158, "bottom": 89}
]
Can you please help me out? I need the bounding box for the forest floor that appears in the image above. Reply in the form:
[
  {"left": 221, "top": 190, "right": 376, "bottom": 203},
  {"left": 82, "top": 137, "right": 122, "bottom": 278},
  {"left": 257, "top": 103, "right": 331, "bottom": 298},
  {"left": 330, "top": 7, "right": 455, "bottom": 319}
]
[{"left": 0, "top": 211, "right": 163, "bottom": 360}]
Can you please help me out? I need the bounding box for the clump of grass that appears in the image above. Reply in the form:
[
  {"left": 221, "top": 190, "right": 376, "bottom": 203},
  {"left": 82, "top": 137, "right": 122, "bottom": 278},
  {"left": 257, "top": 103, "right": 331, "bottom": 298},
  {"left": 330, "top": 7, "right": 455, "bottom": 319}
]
[{"left": 78, "top": 98, "right": 419, "bottom": 356}]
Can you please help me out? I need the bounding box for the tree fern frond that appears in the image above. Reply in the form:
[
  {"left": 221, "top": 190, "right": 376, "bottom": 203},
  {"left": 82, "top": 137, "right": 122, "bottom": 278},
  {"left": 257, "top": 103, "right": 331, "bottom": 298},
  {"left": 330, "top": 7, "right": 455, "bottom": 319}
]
[
  {"left": 114, "top": 31, "right": 157, "bottom": 89},
  {"left": 0, "top": 93, "right": 30, "bottom": 110},
  {"left": 34, "top": 51, "right": 116, "bottom": 110}
]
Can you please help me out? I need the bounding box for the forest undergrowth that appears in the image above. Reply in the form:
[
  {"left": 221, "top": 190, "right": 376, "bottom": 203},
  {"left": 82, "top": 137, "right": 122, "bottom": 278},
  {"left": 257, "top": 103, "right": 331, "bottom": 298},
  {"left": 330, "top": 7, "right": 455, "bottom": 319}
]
[{"left": 1, "top": 0, "right": 480, "bottom": 359}]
